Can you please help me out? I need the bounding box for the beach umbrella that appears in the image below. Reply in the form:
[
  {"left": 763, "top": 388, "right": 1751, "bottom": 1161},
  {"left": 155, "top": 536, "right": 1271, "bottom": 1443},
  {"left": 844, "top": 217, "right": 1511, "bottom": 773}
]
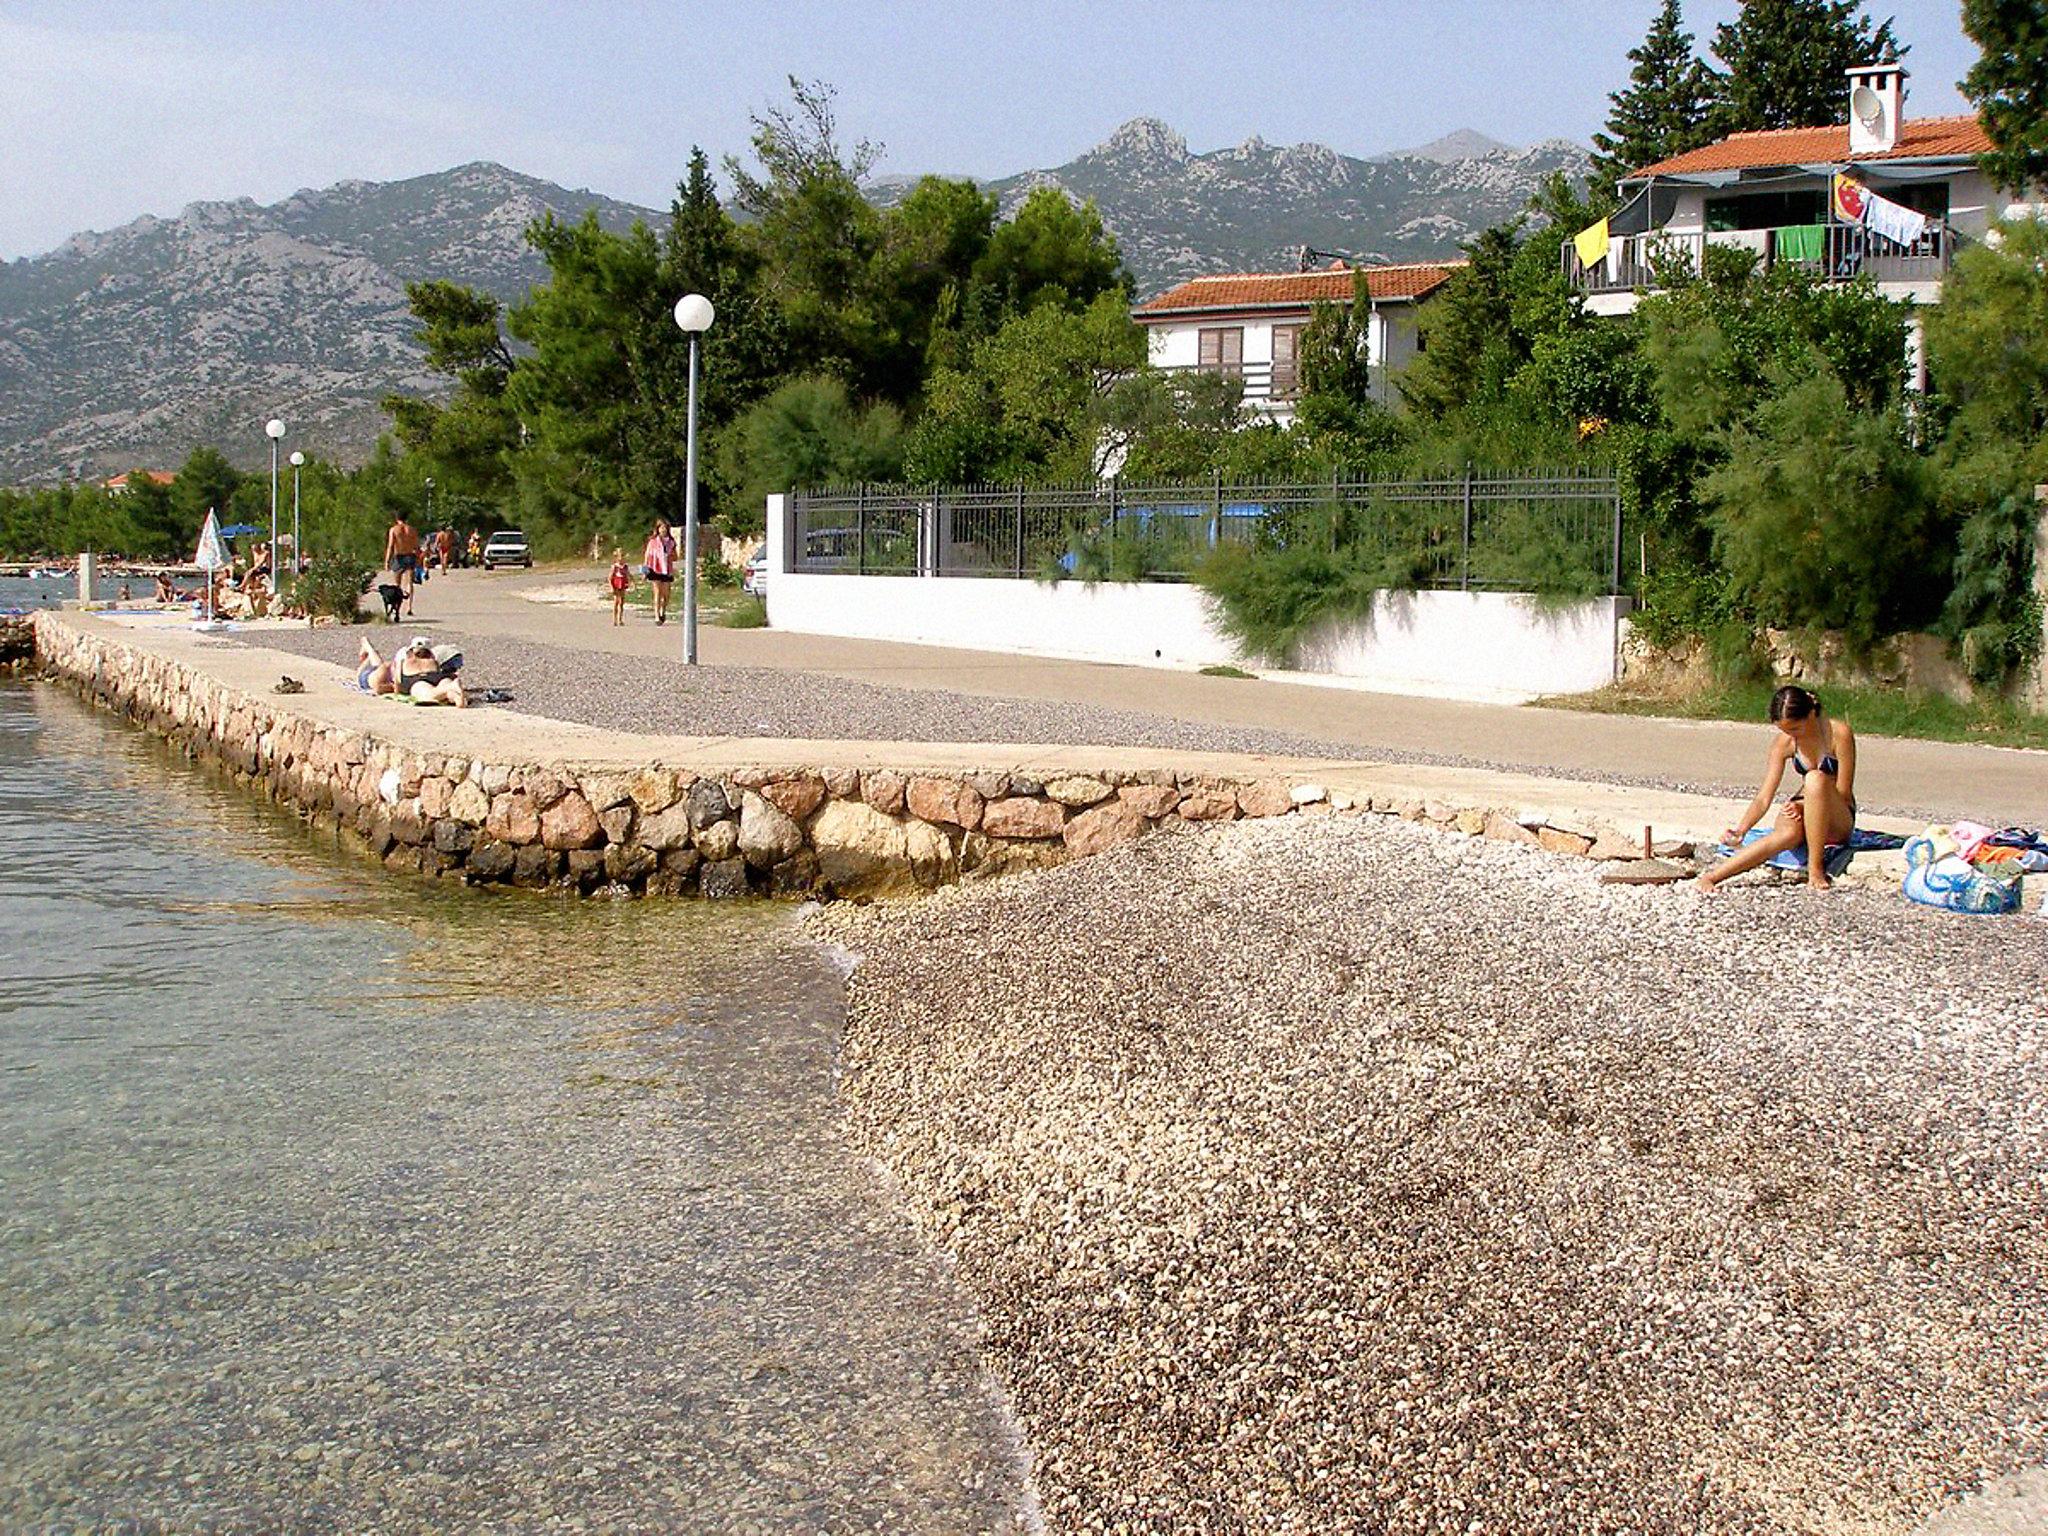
[{"left": 194, "top": 510, "right": 228, "bottom": 625}]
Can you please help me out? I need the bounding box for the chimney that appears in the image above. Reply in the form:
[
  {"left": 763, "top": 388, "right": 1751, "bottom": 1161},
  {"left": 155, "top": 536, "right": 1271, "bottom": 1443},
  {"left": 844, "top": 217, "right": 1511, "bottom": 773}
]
[{"left": 1847, "top": 62, "right": 1907, "bottom": 154}]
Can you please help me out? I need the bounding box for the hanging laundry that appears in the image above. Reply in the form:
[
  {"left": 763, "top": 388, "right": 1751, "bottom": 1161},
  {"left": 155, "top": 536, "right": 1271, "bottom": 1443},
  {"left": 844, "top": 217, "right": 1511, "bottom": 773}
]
[
  {"left": 1831, "top": 174, "right": 1868, "bottom": 224},
  {"left": 1707, "top": 229, "right": 1771, "bottom": 258},
  {"left": 1860, "top": 187, "right": 1931, "bottom": 249},
  {"left": 1775, "top": 225, "right": 1827, "bottom": 263},
  {"left": 1573, "top": 218, "right": 1611, "bottom": 270}
]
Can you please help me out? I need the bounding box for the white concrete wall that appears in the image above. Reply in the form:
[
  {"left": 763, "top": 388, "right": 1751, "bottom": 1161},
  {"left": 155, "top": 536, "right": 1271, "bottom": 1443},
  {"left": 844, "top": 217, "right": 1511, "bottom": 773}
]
[{"left": 764, "top": 499, "right": 1623, "bottom": 697}]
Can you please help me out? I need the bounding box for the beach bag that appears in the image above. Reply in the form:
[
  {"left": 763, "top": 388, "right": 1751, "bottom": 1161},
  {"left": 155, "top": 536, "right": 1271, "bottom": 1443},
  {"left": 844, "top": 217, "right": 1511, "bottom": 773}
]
[{"left": 1902, "top": 836, "right": 2023, "bottom": 914}]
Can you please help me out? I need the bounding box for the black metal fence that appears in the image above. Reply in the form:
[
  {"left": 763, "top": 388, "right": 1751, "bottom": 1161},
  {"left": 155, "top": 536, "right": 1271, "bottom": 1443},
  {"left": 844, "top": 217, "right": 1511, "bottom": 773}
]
[{"left": 788, "top": 469, "right": 1623, "bottom": 594}]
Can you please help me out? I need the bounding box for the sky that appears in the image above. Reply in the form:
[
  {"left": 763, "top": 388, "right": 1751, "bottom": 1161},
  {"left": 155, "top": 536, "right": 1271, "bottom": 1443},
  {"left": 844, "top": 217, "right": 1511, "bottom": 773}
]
[{"left": 0, "top": 0, "right": 1979, "bottom": 261}]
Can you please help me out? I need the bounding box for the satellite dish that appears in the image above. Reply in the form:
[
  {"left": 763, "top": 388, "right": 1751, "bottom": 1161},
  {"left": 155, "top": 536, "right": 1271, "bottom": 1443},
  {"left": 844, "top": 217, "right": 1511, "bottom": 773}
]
[{"left": 1851, "top": 84, "right": 1885, "bottom": 130}]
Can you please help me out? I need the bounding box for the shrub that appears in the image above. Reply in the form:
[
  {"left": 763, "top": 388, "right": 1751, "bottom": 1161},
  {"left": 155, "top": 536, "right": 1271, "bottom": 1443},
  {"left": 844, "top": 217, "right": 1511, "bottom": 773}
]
[
  {"left": 1939, "top": 488, "right": 2043, "bottom": 687},
  {"left": 719, "top": 595, "right": 768, "bottom": 628},
  {"left": 1703, "top": 371, "right": 1941, "bottom": 648},
  {"left": 290, "top": 556, "right": 373, "bottom": 624}
]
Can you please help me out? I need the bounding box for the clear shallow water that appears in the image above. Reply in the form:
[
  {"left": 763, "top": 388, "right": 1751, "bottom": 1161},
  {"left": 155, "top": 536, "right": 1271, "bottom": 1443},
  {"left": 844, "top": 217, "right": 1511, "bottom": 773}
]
[{"left": 0, "top": 682, "right": 1035, "bottom": 1534}]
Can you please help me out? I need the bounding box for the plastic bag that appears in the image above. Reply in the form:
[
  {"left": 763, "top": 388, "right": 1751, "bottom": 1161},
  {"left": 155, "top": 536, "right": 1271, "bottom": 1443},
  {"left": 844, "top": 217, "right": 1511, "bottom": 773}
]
[{"left": 1903, "top": 837, "right": 2024, "bottom": 914}]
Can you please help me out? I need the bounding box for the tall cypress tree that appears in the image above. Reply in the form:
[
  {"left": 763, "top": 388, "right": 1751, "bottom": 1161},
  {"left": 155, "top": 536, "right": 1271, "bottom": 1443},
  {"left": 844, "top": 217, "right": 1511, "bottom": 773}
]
[
  {"left": 1710, "top": 0, "right": 1905, "bottom": 132},
  {"left": 1591, "top": 0, "right": 1720, "bottom": 196},
  {"left": 1960, "top": 0, "right": 2048, "bottom": 193}
]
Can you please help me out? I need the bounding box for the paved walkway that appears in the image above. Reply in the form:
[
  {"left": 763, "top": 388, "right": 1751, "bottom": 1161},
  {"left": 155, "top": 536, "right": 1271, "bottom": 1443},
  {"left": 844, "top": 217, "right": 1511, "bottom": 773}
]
[{"left": 397, "top": 566, "right": 2044, "bottom": 827}]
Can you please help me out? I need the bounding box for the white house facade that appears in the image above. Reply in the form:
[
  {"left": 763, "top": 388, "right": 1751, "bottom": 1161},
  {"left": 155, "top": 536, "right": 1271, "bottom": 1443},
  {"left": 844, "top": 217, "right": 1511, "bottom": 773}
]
[
  {"left": 1562, "top": 66, "right": 2035, "bottom": 386},
  {"left": 1131, "top": 262, "right": 1459, "bottom": 425}
]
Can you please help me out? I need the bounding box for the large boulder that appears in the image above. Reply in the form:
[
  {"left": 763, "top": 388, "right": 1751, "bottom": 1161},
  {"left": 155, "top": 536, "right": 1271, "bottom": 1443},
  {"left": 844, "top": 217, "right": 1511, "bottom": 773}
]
[
  {"left": 761, "top": 776, "right": 828, "bottom": 820},
  {"left": 907, "top": 776, "right": 984, "bottom": 829},
  {"left": 485, "top": 791, "right": 541, "bottom": 846},
  {"left": 637, "top": 803, "right": 695, "bottom": 851},
  {"left": 448, "top": 779, "right": 491, "bottom": 826},
  {"left": 859, "top": 769, "right": 907, "bottom": 815},
  {"left": 809, "top": 798, "right": 919, "bottom": 897},
  {"left": 687, "top": 778, "right": 734, "bottom": 830},
  {"left": 1044, "top": 775, "right": 1114, "bottom": 808},
  {"left": 738, "top": 791, "right": 805, "bottom": 869},
  {"left": 1064, "top": 798, "right": 1147, "bottom": 857},
  {"left": 982, "top": 796, "right": 1066, "bottom": 840},
  {"left": 540, "top": 791, "right": 603, "bottom": 851}
]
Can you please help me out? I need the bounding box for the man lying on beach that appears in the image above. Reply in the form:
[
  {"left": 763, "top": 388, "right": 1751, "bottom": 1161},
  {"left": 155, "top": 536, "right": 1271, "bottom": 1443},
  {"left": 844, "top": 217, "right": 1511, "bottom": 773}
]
[{"left": 358, "top": 636, "right": 466, "bottom": 707}]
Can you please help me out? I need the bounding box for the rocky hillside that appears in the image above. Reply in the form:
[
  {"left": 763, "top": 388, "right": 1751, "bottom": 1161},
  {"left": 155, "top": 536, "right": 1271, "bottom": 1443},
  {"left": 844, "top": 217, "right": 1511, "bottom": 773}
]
[
  {"left": 0, "top": 125, "right": 1585, "bottom": 484},
  {"left": 0, "top": 164, "right": 654, "bottom": 484},
  {"left": 885, "top": 118, "right": 1588, "bottom": 292}
]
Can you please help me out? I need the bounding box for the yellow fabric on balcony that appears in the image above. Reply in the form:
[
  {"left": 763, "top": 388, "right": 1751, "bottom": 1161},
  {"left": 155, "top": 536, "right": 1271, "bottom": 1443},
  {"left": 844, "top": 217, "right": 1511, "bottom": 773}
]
[{"left": 1573, "top": 218, "right": 1611, "bottom": 269}]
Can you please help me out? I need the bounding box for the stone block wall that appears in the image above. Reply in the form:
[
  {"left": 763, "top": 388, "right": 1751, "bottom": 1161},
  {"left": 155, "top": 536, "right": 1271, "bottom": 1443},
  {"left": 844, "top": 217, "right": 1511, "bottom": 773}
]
[
  {"left": 31, "top": 616, "right": 1673, "bottom": 901},
  {"left": 1, "top": 614, "right": 34, "bottom": 668}
]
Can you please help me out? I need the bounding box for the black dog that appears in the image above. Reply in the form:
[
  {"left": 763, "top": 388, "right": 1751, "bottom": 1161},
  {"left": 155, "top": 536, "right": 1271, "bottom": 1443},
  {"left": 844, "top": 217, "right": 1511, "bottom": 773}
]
[{"left": 376, "top": 583, "right": 404, "bottom": 623}]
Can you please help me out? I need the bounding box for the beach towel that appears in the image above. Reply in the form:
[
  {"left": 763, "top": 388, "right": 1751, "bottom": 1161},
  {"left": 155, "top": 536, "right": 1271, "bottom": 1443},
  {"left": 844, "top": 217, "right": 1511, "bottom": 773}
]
[
  {"left": 1710, "top": 825, "right": 1902, "bottom": 878},
  {"left": 1775, "top": 224, "right": 1827, "bottom": 263}
]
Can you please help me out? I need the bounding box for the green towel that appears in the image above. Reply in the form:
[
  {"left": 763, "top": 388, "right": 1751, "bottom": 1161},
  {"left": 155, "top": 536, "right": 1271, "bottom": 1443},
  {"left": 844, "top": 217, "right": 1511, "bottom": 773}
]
[{"left": 1776, "top": 224, "right": 1826, "bottom": 262}]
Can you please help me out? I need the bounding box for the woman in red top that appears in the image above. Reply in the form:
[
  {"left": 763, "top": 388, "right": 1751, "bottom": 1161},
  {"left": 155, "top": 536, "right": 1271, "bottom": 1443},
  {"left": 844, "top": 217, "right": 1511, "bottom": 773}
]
[{"left": 642, "top": 519, "right": 677, "bottom": 625}]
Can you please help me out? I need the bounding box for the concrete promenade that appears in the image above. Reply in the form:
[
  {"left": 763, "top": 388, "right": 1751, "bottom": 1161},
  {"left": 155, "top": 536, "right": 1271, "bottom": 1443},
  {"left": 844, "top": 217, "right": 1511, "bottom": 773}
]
[{"left": 417, "top": 567, "right": 2041, "bottom": 828}]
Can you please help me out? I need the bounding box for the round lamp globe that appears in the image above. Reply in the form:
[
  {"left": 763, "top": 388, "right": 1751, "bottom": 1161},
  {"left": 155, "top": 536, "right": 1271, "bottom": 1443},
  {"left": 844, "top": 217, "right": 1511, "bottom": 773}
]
[{"left": 673, "top": 294, "right": 715, "bottom": 333}]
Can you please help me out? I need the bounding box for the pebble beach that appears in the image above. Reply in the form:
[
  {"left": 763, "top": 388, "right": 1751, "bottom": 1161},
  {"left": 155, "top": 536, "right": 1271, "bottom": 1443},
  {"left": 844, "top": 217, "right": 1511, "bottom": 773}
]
[{"left": 813, "top": 811, "right": 2048, "bottom": 1534}]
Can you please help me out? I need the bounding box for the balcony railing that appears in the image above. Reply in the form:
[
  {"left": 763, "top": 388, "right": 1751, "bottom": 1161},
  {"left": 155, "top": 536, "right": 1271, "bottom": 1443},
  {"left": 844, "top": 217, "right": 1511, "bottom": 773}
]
[
  {"left": 1562, "top": 222, "right": 1955, "bottom": 294},
  {"left": 1152, "top": 359, "right": 1395, "bottom": 406}
]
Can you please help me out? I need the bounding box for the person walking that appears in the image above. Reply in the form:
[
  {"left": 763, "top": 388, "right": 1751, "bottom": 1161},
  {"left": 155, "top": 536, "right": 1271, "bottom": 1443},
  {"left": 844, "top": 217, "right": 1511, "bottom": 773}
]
[
  {"left": 384, "top": 513, "right": 423, "bottom": 617},
  {"left": 608, "top": 548, "right": 631, "bottom": 626},
  {"left": 642, "top": 518, "right": 678, "bottom": 625}
]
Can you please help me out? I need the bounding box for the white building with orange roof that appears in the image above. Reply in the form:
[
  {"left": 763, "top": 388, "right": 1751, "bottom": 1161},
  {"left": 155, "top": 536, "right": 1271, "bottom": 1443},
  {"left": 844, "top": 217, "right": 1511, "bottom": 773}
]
[
  {"left": 1564, "top": 63, "right": 2040, "bottom": 388},
  {"left": 1131, "top": 260, "right": 1462, "bottom": 425}
]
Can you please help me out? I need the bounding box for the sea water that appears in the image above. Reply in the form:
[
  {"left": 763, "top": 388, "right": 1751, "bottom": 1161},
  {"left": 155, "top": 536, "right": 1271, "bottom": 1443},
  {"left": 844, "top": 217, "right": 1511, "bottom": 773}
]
[{"left": 0, "top": 680, "right": 1035, "bottom": 1533}]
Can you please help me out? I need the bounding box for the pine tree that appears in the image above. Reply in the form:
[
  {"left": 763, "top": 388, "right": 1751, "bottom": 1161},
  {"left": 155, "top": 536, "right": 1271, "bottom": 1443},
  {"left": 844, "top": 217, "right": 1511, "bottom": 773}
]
[
  {"left": 1710, "top": 0, "right": 1905, "bottom": 132},
  {"left": 1960, "top": 0, "right": 2048, "bottom": 193},
  {"left": 1591, "top": 0, "right": 1719, "bottom": 197}
]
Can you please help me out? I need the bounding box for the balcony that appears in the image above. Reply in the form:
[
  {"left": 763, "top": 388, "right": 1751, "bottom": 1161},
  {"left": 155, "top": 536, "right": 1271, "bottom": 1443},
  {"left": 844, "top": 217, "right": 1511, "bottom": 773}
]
[
  {"left": 1152, "top": 359, "right": 1395, "bottom": 409},
  {"left": 1563, "top": 222, "right": 1956, "bottom": 296}
]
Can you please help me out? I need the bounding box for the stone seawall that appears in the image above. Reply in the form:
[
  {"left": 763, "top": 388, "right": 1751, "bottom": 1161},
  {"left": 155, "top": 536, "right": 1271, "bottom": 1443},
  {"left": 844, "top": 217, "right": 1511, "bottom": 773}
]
[
  {"left": 1, "top": 614, "right": 33, "bottom": 668},
  {"left": 31, "top": 614, "right": 1704, "bottom": 900},
  {"left": 29, "top": 615, "right": 1378, "bottom": 899}
]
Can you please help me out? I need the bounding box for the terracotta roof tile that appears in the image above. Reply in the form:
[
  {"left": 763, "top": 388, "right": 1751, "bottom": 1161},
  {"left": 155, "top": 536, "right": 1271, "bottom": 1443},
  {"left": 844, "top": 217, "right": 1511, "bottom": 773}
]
[
  {"left": 1134, "top": 261, "right": 1462, "bottom": 317},
  {"left": 1630, "top": 114, "right": 1989, "bottom": 178}
]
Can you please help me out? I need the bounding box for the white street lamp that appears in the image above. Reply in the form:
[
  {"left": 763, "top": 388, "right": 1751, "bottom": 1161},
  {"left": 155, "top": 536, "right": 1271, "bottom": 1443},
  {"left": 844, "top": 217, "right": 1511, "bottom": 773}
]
[
  {"left": 673, "top": 293, "right": 714, "bottom": 665},
  {"left": 289, "top": 451, "right": 305, "bottom": 576},
  {"left": 265, "top": 418, "right": 286, "bottom": 600}
]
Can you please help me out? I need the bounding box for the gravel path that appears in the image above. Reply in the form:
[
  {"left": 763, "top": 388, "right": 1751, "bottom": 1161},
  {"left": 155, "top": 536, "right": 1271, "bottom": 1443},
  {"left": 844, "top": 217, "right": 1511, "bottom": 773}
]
[
  {"left": 812, "top": 814, "right": 2048, "bottom": 1534},
  {"left": 238, "top": 626, "right": 1892, "bottom": 814}
]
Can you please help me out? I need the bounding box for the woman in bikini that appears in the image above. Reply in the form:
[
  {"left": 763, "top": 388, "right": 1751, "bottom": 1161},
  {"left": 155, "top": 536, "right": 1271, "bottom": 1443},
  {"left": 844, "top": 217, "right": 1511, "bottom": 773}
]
[
  {"left": 1698, "top": 685, "right": 1856, "bottom": 893},
  {"left": 357, "top": 636, "right": 467, "bottom": 706}
]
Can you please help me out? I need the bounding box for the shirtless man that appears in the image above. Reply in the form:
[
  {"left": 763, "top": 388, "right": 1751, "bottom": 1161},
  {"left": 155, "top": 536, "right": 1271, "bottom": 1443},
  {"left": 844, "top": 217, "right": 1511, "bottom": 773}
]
[{"left": 384, "top": 514, "right": 423, "bottom": 616}]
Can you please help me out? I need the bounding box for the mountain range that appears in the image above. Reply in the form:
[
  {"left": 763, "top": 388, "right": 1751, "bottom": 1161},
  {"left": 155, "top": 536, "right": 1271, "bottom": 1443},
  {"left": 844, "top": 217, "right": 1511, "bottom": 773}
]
[{"left": 0, "top": 123, "right": 1586, "bottom": 484}]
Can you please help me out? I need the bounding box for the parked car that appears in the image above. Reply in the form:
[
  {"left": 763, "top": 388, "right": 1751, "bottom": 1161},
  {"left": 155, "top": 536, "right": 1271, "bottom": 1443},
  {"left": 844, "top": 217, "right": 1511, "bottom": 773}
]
[
  {"left": 742, "top": 550, "right": 768, "bottom": 597},
  {"left": 481, "top": 530, "right": 531, "bottom": 570}
]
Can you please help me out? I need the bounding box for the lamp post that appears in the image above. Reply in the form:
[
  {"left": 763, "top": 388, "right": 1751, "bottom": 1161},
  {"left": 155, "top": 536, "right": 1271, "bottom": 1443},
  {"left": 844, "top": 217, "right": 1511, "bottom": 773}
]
[
  {"left": 265, "top": 418, "right": 286, "bottom": 592},
  {"left": 673, "top": 293, "right": 714, "bottom": 665},
  {"left": 289, "top": 451, "right": 305, "bottom": 574}
]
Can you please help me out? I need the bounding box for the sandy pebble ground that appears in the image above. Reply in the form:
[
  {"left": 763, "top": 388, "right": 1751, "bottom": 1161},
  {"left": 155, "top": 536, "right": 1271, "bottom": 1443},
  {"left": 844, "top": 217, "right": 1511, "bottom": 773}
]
[{"left": 810, "top": 812, "right": 2048, "bottom": 1535}]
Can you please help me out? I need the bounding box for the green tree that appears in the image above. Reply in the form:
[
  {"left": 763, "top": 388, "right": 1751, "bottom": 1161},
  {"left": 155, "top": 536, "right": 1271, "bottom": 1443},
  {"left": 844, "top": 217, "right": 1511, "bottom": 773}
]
[
  {"left": 727, "top": 78, "right": 901, "bottom": 398},
  {"left": 382, "top": 280, "right": 521, "bottom": 504},
  {"left": 1397, "top": 225, "right": 1525, "bottom": 418},
  {"left": 1710, "top": 0, "right": 1905, "bottom": 132},
  {"left": 1703, "top": 369, "right": 1941, "bottom": 642},
  {"left": 171, "top": 446, "right": 244, "bottom": 528},
  {"left": 717, "top": 376, "right": 904, "bottom": 516},
  {"left": 973, "top": 186, "right": 1132, "bottom": 317},
  {"left": 1924, "top": 214, "right": 2048, "bottom": 457},
  {"left": 903, "top": 292, "right": 1144, "bottom": 483},
  {"left": 1961, "top": 0, "right": 2048, "bottom": 193},
  {"left": 1591, "top": 0, "right": 1720, "bottom": 195},
  {"left": 505, "top": 211, "right": 676, "bottom": 544}
]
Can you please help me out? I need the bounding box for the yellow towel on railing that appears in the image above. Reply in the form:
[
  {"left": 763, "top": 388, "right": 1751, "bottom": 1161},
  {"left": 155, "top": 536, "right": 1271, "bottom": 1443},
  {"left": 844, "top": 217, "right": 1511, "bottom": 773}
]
[{"left": 1573, "top": 218, "right": 1611, "bottom": 269}]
